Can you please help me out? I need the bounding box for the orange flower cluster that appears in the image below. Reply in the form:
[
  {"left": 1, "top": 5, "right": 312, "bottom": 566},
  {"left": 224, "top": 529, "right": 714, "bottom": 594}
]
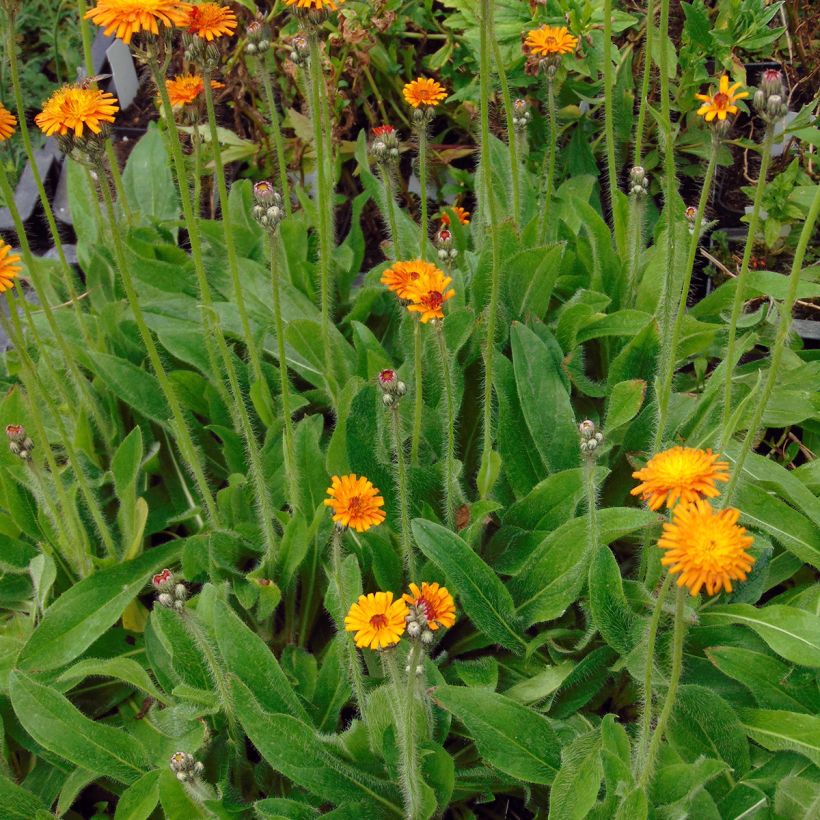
[
  {"left": 35, "top": 85, "right": 119, "bottom": 138},
  {"left": 165, "top": 74, "right": 224, "bottom": 108},
  {"left": 381, "top": 260, "right": 455, "bottom": 323},
  {"left": 403, "top": 77, "right": 447, "bottom": 109},
  {"left": 324, "top": 474, "right": 386, "bottom": 532}
]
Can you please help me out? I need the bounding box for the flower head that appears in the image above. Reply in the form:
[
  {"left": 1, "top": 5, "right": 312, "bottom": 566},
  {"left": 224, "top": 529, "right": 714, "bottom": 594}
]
[
  {"left": 381, "top": 259, "right": 441, "bottom": 300},
  {"left": 324, "top": 474, "right": 386, "bottom": 532},
  {"left": 0, "top": 104, "right": 17, "bottom": 142},
  {"left": 35, "top": 85, "right": 119, "bottom": 138},
  {"left": 696, "top": 75, "right": 749, "bottom": 122},
  {"left": 283, "top": 0, "right": 343, "bottom": 11},
  {"left": 165, "top": 74, "right": 224, "bottom": 107},
  {"left": 631, "top": 446, "right": 729, "bottom": 511},
  {"left": 183, "top": 2, "right": 237, "bottom": 40},
  {"left": 403, "top": 77, "right": 447, "bottom": 109},
  {"left": 344, "top": 591, "right": 408, "bottom": 649},
  {"left": 84, "top": 0, "right": 191, "bottom": 44},
  {"left": 151, "top": 568, "right": 174, "bottom": 589},
  {"left": 0, "top": 240, "right": 22, "bottom": 293},
  {"left": 372, "top": 124, "right": 396, "bottom": 137},
  {"left": 440, "top": 206, "right": 470, "bottom": 226},
  {"left": 524, "top": 25, "right": 578, "bottom": 57},
  {"left": 403, "top": 582, "right": 456, "bottom": 631},
  {"left": 405, "top": 266, "right": 455, "bottom": 323},
  {"left": 659, "top": 499, "right": 755, "bottom": 596}
]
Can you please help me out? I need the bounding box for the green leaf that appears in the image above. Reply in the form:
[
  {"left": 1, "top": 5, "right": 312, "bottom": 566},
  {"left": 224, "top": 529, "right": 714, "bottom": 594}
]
[
  {"left": 230, "top": 678, "right": 403, "bottom": 815},
  {"left": 607, "top": 321, "right": 659, "bottom": 387},
  {"left": 56, "top": 657, "right": 169, "bottom": 704},
  {"left": 605, "top": 380, "right": 646, "bottom": 433},
  {"left": 9, "top": 670, "right": 148, "bottom": 783},
  {"left": 548, "top": 729, "right": 603, "bottom": 820},
  {"left": 431, "top": 685, "right": 560, "bottom": 785},
  {"left": 114, "top": 770, "right": 161, "bottom": 820},
  {"left": 411, "top": 519, "right": 525, "bottom": 653},
  {"left": 112, "top": 426, "right": 144, "bottom": 502},
  {"left": 254, "top": 798, "right": 320, "bottom": 819},
  {"left": 737, "top": 708, "right": 820, "bottom": 766},
  {"left": 123, "top": 123, "right": 179, "bottom": 223},
  {"left": 700, "top": 604, "right": 820, "bottom": 668},
  {"left": 506, "top": 244, "right": 564, "bottom": 319},
  {"left": 18, "top": 541, "right": 182, "bottom": 672},
  {"left": 588, "top": 546, "right": 635, "bottom": 655},
  {"left": 774, "top": 775, "right": 820, "bottom": 819},
  {"left": 0, "top": 772, "right": 49, "bottom": 819}
]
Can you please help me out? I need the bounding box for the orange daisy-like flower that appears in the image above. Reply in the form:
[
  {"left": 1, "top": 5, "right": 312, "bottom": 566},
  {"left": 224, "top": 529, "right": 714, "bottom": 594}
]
[
  {"left": 403, "top": 77, "right": 447, "bottom": 109},
  {"left": 695, "top": 75, "right": 749, "bottom": 122},
  {"left": 283, "top": 0, "right": 343, "bottom": 10},
  {"left": 324, "top": 474, "right": 386, "bottom": 532},
  {"left": 658, "top": 499, "right": 755, "bottom": 596},
  {"left": 183, "top": 2, "right": 237, "bottom": 40},
  {"left": 35, "top": 86, "right": 119, "bottom": 138},
  {"left": 524, "top": 25, "right": 578, "bottom": 56},
  {"left": 84, "top": 0, "right": 191, "bottom": 44},
  {"left": 344, "top": 591, "right": 408, "bottom": 650},
  {"left": 165, "top": 75, "right": 225, "bottom": 108},
  {"left": 440, "top": 206, "right": 470, "bottom": 227},
  {"left": 631, "top": 446, "right": 729, "bottom": 511},
  {"left": 0, "top": 240, "right": 22, "bottom": 293},
  {"left": 403, "top": 582, "right": 456, "bottom": 631},
  {"left": 381, "top": 259, "right": 440, "bottom": 300},
  {"left": 0, "top": 104, "right": 17, "bottom": 142},
  {"left": 405, "top": 266, "right": 455, "bottom": 323}
]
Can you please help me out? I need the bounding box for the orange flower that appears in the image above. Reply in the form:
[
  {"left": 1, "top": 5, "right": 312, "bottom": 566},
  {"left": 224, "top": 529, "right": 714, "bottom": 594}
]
[
  {"left": 324, "top": 474, "right": 386, "bottom": 532},
  {"left": 524, "top": 25, "right": 578, "bottom": 57},
  {"left": 0, "top": 240, "right": 22, "bottom": 293},
  {"left": 344, "top": 592, "right": 408, "bottom": 649},
  {"left": 35, "top": 85, "right": 119, "bottom": 138},
  {"left": 183, "top": 2, "right": 237, "bottom": 40},
  {"left": 403, "top": 77, "right": 447, "bottom": 109},
  {"left": 0, "top": 104, "right": 17, "bottom": 142},
  {"left": 381, "top": 259, "right": 441, "bottom": 300},
  {"left": 403, "top": 582, "right": 456, "bottom": 630},
  {"left": 695, "top": 75, "right": 749, "bottom": 122},
  {"left": 440, "top": 206, "right": 470, "bottom": 226},
  {"left": 283, "top": 0, "right": 343, "bottom": 9},
  {"left": 405, "top": 266, "right": 455, "bottom": 323},
  {"left": 631, "top": 446, "right": 729, "bottom": 511},
  {"left": 84, "top": 0, "right": 191, "bottom": 44},
  {"left": 165, "top": 74, "right": 225, "bottom": 107},
  {"left": 659, "top": 499, "right": 755, "bottom": 596}
]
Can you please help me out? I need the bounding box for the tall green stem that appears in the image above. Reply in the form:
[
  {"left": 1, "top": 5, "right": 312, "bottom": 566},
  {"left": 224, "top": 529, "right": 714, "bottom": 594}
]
[
  {"left": 655, "top": 139, "right": 719, "bottom": 446},
  {"left": 307, "top": 31, "right": 334, "bottom": 387},
  {"left": 583, "top": 454, "right": 600, "bottom": 553},
  {"left": 436, "top": 323, "right": 457, "bottom": 530},
  {"left": 380, "top": 168, "right": 402, "bottom": 261},
  {"left": 721, "top": 184, "right": 820, "bottom": 502},
  {"left": 602, "top": 0, "right": 622, "bottom": 240},
  {"left": 634, "top": 572, "right": 672, "bottom": 773},
  {"left": 638, "top": 585, "right": 686, "bottom": 788},
  {"left": 538, "top": 77, "right": 558, "bottom": 243},
  {"left": 410, "top": 319, "right": 423, "bottom": 464},
  {"left": 391, "top": 405, "right": 416, "bottom": 579},
  {"left": 719, "top": 128, "right": 775, "bottom": 445},
  {"left": 633, "top": 0, "right": 656, "bottom": 166},
  {"left": 416, "top": 124, "right": 429, "bottom": 259},
  {"left": 96, "top": 165, "right": 220, "bottom": 525},
  {"left": 254, "top": 55, "right": 292, "bottom": 217},
  {"left": 479, "top": 0, "right": 502, "bottom": 493},
  {"left": 626, "top": 195, "right": 645, "bottom": 305}
]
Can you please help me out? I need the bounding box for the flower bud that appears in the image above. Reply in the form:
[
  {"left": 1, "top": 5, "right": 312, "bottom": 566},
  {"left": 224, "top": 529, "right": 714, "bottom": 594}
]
[
  {"left": 382, "top": 393, "right": 394, "bottom": 407},
  {"left": 407, "top": 621, "right": 421, "bottom": 638},
  {"left": 378, "top": 368, "right": 407, "bottom": 404},
  {"left": 290, "top": 36, "right": 309, "bottom": 67},
  {"left": 246, "top": 18, "right": 271, "bottom": 55},
  {"left": 169, "top": 751, "right": 204, "bottom": 783},
  {"left": 158, "top": 592, "right": 174, "bottom": 608},
  {"left": 152, "top": 568, "right": 174, "bottom": 591},
  {"left": 760, "top": 68, "right": 785, "bottom": 99},
  {"left": 579, "top": 420, "right": 603, "bottom": 458},
  {"left": 421, "top": 629, "right": 434, "bottom": 645},
  {"left": 252, "top": 182, "right": 284, "bottom": 233},
  {"left": 6, "top": 424, "right": 34, "bottom": 461}
]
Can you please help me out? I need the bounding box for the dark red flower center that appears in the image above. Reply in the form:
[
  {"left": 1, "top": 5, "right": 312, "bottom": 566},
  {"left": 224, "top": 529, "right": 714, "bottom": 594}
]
[
  {"left": 713, "top": 92, "right": 730, "bottom": 110},
  {"left": 379, "top": 369, "right": 395, "bottom": 384},
  {"left": 426, "top": 291, "right": 443, "bottom": 308},
  {"left": 369, "top": 613, "right": 388, "bottom": 629}
]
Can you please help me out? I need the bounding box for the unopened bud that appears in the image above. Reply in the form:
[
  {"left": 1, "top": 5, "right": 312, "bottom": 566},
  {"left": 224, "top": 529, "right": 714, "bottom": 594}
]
[
  {"left": 760, "top": 68, "right": 785, "bottom": 98},
  {"left": 382, "top": 393, "right": 394, "bottom": 407},
  {"left": 407, "top": 622, "right": 421, "bottom": 638},
  {"left": 421, "top": 629, "right": 434, "bottom": 645},
  {"left": 158, "top": 592, "right": 174, "bottom": 608},
  {"left": 6, "top": 424, "right": 34, "bottom": 461},
  {"left": 169, "top": 751, "right": 204, "bottom": 783}
]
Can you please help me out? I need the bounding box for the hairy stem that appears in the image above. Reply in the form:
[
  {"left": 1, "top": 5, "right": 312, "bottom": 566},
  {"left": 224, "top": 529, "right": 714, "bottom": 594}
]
[
  {"left": 633, "top": 0, "right": 656, "bottom": 165},
  {"left": 602, "top": 0, "right": 622, "bottom": 240},
  {"left": 436, "top": 323, "right": 457, "bottom": 529},
  {"left": 538, "top": 77, "right": 558, "bottom": 244},
  {"left": 410, "top": 319, "right": 423, "bottom": 464},
  {"left": 254, "top": 54, "right": 292, "bottom": 217},
  {"left": 391, "top": 405, "right": 416, "bottom": 580},
  {"left": 380, "top": 166, "right": 402, "bottom": 261}
]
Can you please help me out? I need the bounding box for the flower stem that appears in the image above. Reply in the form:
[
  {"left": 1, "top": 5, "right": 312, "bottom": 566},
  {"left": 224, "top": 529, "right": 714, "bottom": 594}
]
[
  {"left": 254, "top": 54, "right": 292, "bottom": 217},
  {"left": 307, "top": 31, "right": 335, "bottom": 390},
  {"left": 435, "top": 323, "right": 457, "bottom": 529},
  {"left": 637, "top": 585, "right": 686, "bottom": 789},
  {"left": 602, "top": 0, "right": 623, "bottom": 241},
  {"left": 416, "top": 124, "right": 429, "bottom": 259},
  {"left": 654, "top": 137, "right": 719, "bottom": 447},
  {"left": 721, "top": 183, "right": 820, "bottom": 503},
  {"left": 270, "top": 232, "right": 300, "bottom": 513},
  {"left": 380, "top": 166, "right": 402, "bottom": 261},
  {"left": 410, "top": 319, "right": 423, "bottom": 464},
  {"left": 583, "top": 455, "right": 600, "bottom": 553},
  {"left": 719, "top": 128, "right": 775, "bottom": 447},
  {"left": 391, "top": 404, "right": 416, "bottom": 580},
  {"left": 96, "top": 164, "right": 220, "bottom": 526},
  {"left": 538, "top": 77, "right": 558, "bottom": 244},
  {"left": 633, "top": 0, "right": 656, "bottom": 166},
  {"left": 634, "top": 572, "right": 672, "bottom": 774},
  {"left": 626, "top": 195, "right": 645, "bottom": 306}
]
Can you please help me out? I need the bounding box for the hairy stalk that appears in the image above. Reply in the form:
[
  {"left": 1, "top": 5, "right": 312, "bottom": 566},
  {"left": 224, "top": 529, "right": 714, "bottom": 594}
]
[
  {"left": 538, "top": 77, "right": 558, "bottom": 244},
  {"left": 626, "top": 195, "right": 646, "bottom": 305},
  {"left": 5, "top": 14, "right": 93, "bottom": 349},
  {"left": 254, "top": 55, "right": 292, "bottom": 217},
  {"left": 633, "top": 0, "right": 655, "bottom": 165},
  {"left": 634, "top": 572, "right": 673, "bottom": 773},
  {"left": 416, "top": 124, "right": 430, "bottom": 260},
  {"left": 583, "top": 454, "right": 600, "bottom": 553},
  {"left": 0, "top": 162, "right": 110, "bottom": 438},
  {"left": 719, "top": 127, "right": 775, "bottom": 445},
  {"left": 638, "top": 585, "right": 686, "bottom": 788},
  {"left": 410, "top": 319, "right": 423, "bottom": 464},
  {"left": 7, "top": 292, "right": 116, "bottom": 558},
  {"left": 270, "top": 232, "right": 299, "bottom": 513},
  {"left": 383, "top": 645, "right": 425, "bottom": 819},
  {"left": 307, "top": 31, "right": 335, "bottom": 388},
  {"left": 202, "top": 70, "right": 266, "bottom": 394},
  {"left": 479, "top": 0, "right": 502, "bottom": 494},
  {"left": 655, "top": 137, "right": 719, "bottom": 446},
  {"left": 380, "top": 167, "right": 402, "bottom": 261},
  {"left": 191, "top": 123, "right": 204, "bottom": 217},
  {"left": 391, "top": 404, "right": 416, "bottom": 579},
  {"left": 602, "top": 0, "right": 622, "bottom": 240},
  {"left": 96, "top": 164, "right": 220, "bottom": 525},
  {"left": 721, "top": 184, "right": 820, "bottom": 502},
  {"left": 435, "top": 323, "right": 457, "bottom": 529}
]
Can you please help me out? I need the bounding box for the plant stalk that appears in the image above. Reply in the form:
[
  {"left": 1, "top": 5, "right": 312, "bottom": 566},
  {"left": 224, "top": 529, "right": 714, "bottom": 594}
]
[
  {"left": 435, "top": 322, "right": 457, "bottom": 529},
  {"left": 633, "top": 0, "right": 656, "bottom": 166},
  {"left": 538, "top": 77, "right": 558, "bottom": 244},
  {"left": 254, "top": 55, "right": 292, "bottom": 217},
  {"left": 391, "top": 404, "right": 416, "bottom": 579},
  {"left": 602, "top": 0, "right": 622, "bottom": 240},
  {"left": 410, "top": 319, "right": 423, "bottom": 464}
]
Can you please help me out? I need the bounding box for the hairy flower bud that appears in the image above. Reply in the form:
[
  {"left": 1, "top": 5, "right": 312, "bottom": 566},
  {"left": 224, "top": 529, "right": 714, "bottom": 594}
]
[
  {"left": 6, "top": 424, "right": 34, "bottom": 461},
  {"left": 511, "top": 98, "right": 532, "bottom": 131},
  {"left": 579, "top": 419, "right": 603, "bottom": 457},
  {"left": 169, "top": 751, "right": 204, "bottom": 783},
  {"left": 252, "top": 181, "right": 284, "bottom": 233},
  {"left": 245, "top": 17, "right": 271, "bottom": 55}
]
